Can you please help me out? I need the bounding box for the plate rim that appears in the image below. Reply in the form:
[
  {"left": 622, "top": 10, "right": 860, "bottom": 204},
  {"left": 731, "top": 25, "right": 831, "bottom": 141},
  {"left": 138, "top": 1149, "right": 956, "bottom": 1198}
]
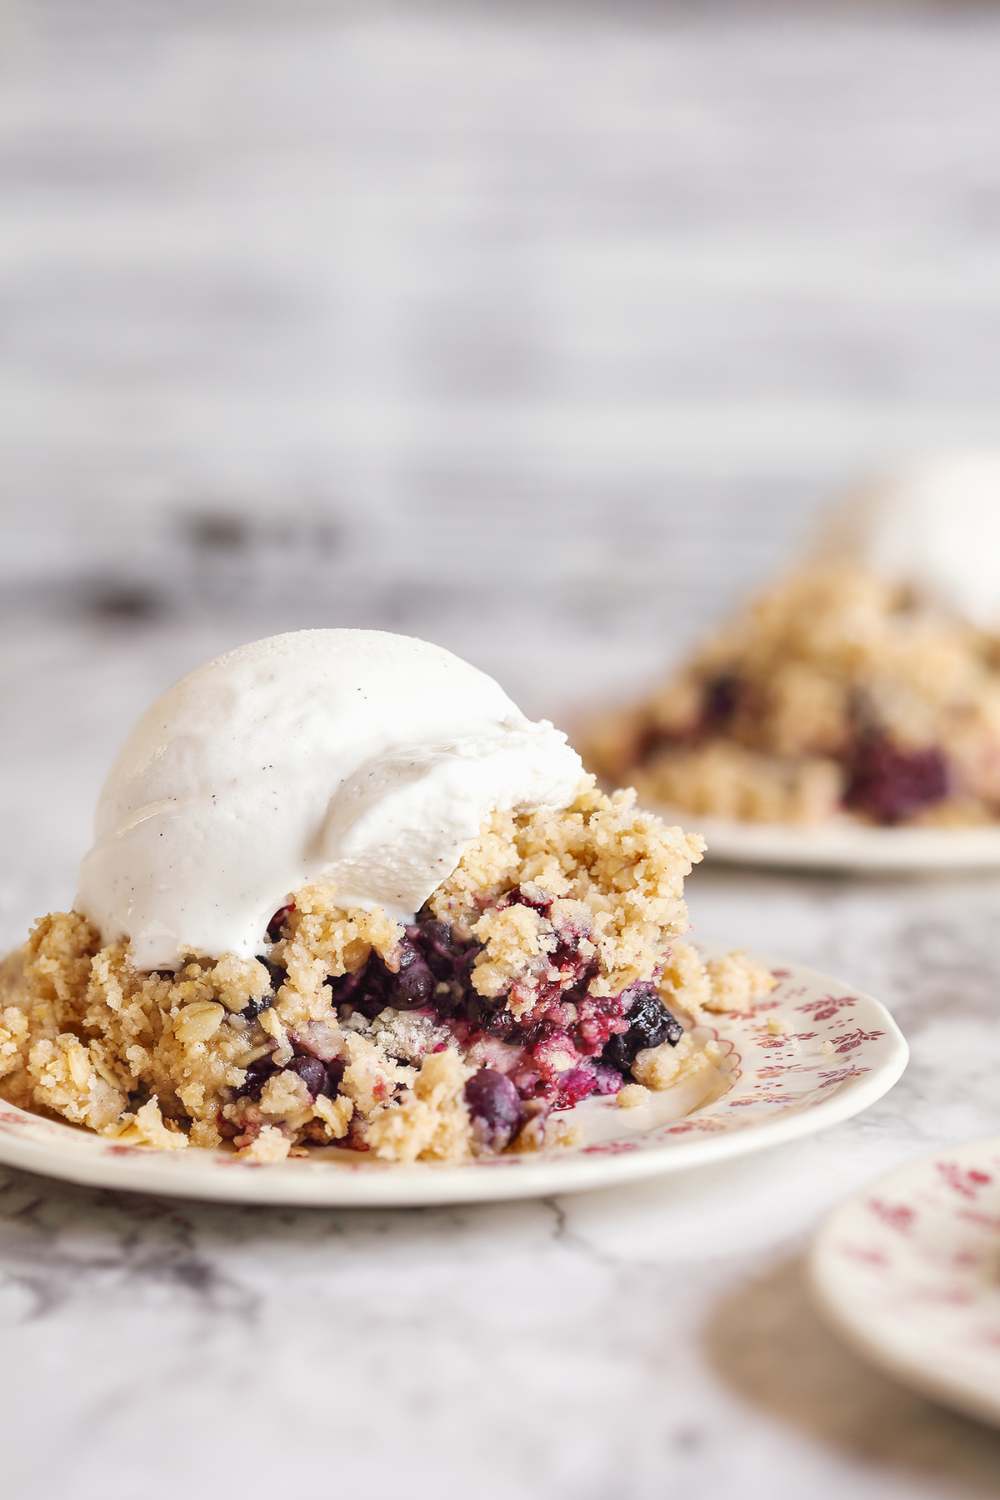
[
  {"left": 0, "top": 957, "right": 908, "bottom": 1208},
  {"left": 809, "top": 1136, "right": 1000, "bottom": 1427},
  {"left": 651, "top": 804, "right": 1000, "bottom": 873}
]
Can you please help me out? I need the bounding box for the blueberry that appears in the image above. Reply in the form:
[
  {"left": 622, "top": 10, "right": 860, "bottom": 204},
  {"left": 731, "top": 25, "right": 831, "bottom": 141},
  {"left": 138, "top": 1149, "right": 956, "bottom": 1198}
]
[
  {"left": 258, "top": 957, "right": 286, "bottom": 989},
  {"left": 395, "top": 935, "right": 421, "bottom": 967},
  {"left": 236, "top": 1056, "right": 277, "bottom": 1100},
  {"left": 327, "top": 967, "right": 367, "bottom": 1006},
  {"left": 464, "top": 1068, "right": 522, "bottom": 1149},
  {"left": 466, "top": 995, "right": 518, "bottom": 1040},
  {"left": 245, "top": 957, "right": 285, "bottom": 1019},
  {"left": 601, "top": 984, "right": 683, "bottom": 1076},
  {"left": 285, "top": 1055, "right": 330, "bottom": 1099},
  {"left": 392, "top": 957, "right": 434, "bottom": 1009},
  {"left": 635, "top": 672, "right": 742, "bottom": 764},
  {"left": 601, "top": 1037, "right": 635, "bottom": 1075},
  {"left": 410, "top": 919, "right": 476, "bottom": 980},
  {"left": 703, "top": 672, "right": 742, "bottom": 727},
  {"left": 319, "top": 913, "right": 487, "bottom": 1029},
  {"left": 328, "top": 957, "right": 391, "bottom": 1019}
]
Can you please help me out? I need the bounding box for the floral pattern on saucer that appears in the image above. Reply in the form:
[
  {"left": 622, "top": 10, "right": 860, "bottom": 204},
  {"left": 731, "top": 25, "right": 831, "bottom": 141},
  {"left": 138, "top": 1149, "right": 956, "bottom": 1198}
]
[{"left": 811, "top": 1137, "right": 1000, "bottom": 1427}]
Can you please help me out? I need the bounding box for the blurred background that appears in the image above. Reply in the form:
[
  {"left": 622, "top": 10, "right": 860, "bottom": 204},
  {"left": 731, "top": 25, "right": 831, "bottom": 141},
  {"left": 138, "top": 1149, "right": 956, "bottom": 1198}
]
[{"left": 4, "top": 0, "right": 1000, "bottom": 928}]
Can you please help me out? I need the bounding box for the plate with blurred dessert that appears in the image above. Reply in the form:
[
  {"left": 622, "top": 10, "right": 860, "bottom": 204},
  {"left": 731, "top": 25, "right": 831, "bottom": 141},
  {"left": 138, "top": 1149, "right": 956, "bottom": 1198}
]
[
  {"left": 588, "top": 454, "right": 1000, "bottom": 870},
  {"left": 0, "top": 629, "right": 905, "bottom": 1203}
]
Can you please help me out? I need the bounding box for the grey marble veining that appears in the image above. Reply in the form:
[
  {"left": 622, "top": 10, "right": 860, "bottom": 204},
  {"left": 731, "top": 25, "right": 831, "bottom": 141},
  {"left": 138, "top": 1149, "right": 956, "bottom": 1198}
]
[{"left": 3, "top": 3, "right": 1000, "bottom": 1496}]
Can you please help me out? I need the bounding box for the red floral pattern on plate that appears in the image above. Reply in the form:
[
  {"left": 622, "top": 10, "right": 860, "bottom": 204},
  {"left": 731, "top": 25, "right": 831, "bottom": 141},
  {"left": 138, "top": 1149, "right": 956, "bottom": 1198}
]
[{"left": 812, "top": 1137, "right": 1000, "bottom": 1428}]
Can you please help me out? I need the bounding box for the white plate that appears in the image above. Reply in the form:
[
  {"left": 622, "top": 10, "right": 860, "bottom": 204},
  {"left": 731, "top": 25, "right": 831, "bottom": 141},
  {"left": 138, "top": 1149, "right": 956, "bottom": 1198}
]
[
  {"left": 654, "top": 806, "right": 1000, "bottom": 873},
  {"left": 811, "top": 1139, "right": 1000, "bottom": 1427},
  {"left": 0, "top": 960, "right": 907, "bottom": 1206}
]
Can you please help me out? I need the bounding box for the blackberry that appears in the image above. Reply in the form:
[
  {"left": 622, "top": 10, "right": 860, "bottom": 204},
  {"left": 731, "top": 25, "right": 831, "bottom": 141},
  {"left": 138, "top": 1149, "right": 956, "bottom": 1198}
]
[{"left": 844, "top": 733, "right": 949, "bottom": 824}]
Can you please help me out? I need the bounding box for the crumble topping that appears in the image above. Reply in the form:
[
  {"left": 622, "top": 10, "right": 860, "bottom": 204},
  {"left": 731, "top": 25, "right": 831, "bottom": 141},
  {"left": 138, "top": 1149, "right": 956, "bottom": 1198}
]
[
  {"left": 0, "top": 1007, "right": 28, "bottom": 1080},
  {"left": 616, "top": 1083, "right": 650, "bottom": 1110},
  {"left": 588, "top": 563, "right": 1000, "bottom": 826},
  {"left": 365, "top": 1050, "right": 474, "bottom": 1164},
  {"left": 431, "top": 781, "right": 702, "bottom": 999},
  {"left": 0, "top": 779, "right": 773, "bottom": 1163},
  {"left": 115, "top": 1098, "right": 188, "bottom": 1151}
]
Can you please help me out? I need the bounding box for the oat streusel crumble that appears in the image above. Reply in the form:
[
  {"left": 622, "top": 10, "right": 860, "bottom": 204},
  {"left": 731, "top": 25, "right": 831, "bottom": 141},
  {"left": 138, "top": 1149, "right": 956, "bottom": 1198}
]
[
  {"left": 0, "top": 780, "right": 773, "bottom": 1163},
  {"left": 588, "top": 564, "right": 1000, "bottom": 827}
]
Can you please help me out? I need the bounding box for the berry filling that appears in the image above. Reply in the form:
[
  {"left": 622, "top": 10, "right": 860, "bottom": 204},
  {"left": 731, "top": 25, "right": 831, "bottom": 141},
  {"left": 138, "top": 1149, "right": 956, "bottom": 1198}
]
[
  {"left": 314, "top": 902, "right": 683, "bottom": 1118},
  {"left": 232, "top": 876, "right": 689, "bottom": 1140},
  {"left": 240, "top": 895, "right": 685, "bottom": 1133},
  {"left": 7, "top": 778, "right": 736, "bottom": 1164},
  {"left": 702, "top": 671, "right": 744, "bottom": 729},
  {"left": 634, "top": 672, "right": 953, "bottom": 828},
  {"left": 266, "top": 903, "right": 294, "bottom": 943},
  {"left": 843, "top": 732, "right": 950, "bottom": 824},
  {"left": 601, "top": 982, "right": 684, "bottom": 1073}
]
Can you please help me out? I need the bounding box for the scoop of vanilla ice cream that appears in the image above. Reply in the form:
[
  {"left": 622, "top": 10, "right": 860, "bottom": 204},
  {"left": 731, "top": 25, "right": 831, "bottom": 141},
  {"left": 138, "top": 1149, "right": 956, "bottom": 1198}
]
[
  {"left": 76, "top": 630, "right": 583, "bottom": 970},
  {"left": 817, "top": 452, "right": 1000, "bottom": 631}
]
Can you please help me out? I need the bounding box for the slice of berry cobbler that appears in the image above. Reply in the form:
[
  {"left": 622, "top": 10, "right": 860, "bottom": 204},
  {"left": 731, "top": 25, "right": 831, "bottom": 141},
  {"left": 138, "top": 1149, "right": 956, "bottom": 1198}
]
[
  {"left": 588, "top": 565, "right": 1000, "bottom": 828},
  {"left": 0, "top": 781, "right": 773, "bottom": 1163}
]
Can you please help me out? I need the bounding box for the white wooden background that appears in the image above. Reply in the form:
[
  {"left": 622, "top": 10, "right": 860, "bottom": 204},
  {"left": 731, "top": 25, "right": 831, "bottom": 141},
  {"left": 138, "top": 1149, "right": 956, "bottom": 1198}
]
[
  {"left": 2, "top": 6, "right": 1000, "bottom": 1498},
  {"left": 6, "top": 1, "right": 1000, "bottom": 921}
]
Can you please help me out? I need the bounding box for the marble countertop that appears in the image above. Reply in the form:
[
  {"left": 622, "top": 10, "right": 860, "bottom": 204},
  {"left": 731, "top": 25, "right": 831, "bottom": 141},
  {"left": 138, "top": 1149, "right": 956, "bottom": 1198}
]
[
  {"left": 4, "top": 3, "right": 1000, "bottom": 1496},
  {"left": 2, "top": 855, "right": 998, "bottom": 1500}
]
